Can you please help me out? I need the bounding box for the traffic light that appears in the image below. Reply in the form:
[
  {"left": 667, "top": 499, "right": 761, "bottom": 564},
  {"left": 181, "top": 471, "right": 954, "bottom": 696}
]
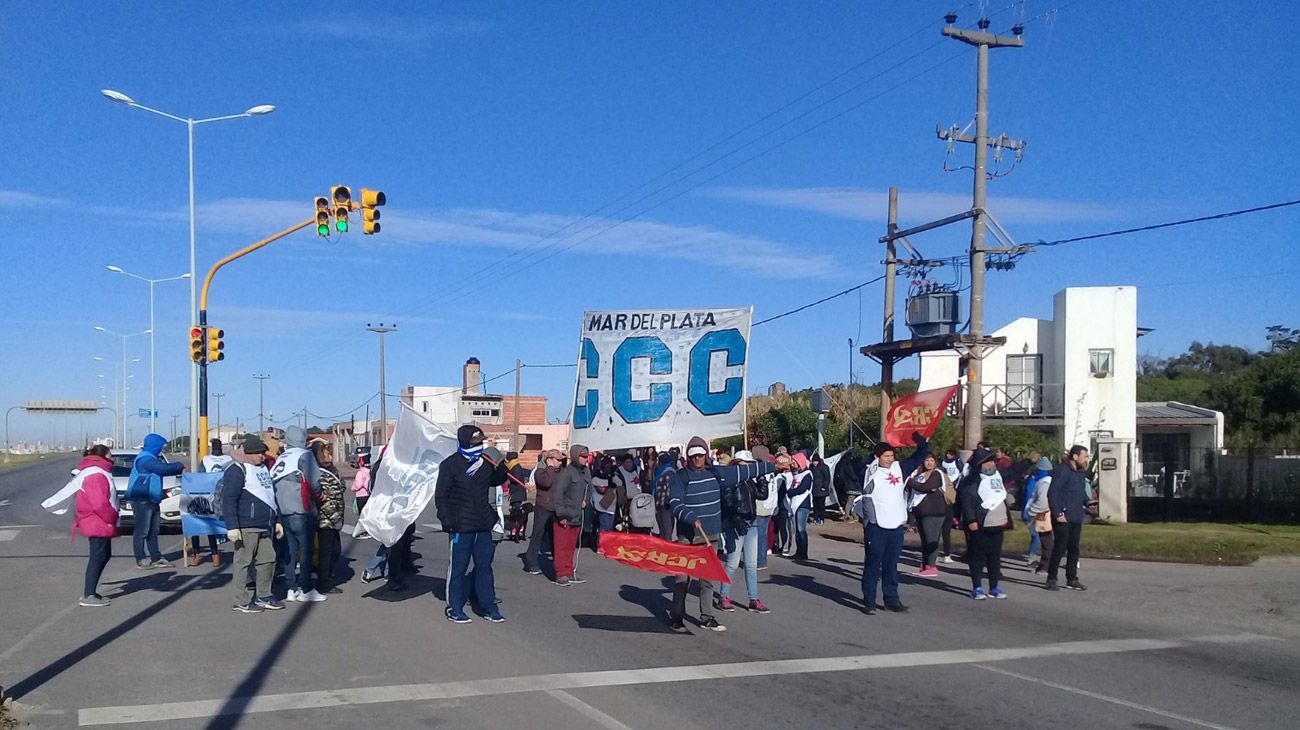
[
  {"left": 331, "top": 185, "right": 351, "bottom": 233},
  {"left": 206, "top": 327, "right": 225, "bottom": 363},
  {"left": 360, "top": 188, "right": 385, "bottom": 235},
  {"left": 189, "top": 327, "right": 206, "bottom": 363},
  {"left": 314, "top": 196, "right": 330, "bottom": 237}
]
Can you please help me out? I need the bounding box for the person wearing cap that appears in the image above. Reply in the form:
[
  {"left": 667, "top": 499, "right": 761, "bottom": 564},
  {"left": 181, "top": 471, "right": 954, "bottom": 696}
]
[
  {"left": 436, "top": 425, "right": 510, "bottom": 623},
  {"left": 958, "top": 447, "right": 1013, "bottom": 600},
  {"left": 219, "top": 435, "right": 285, "bottom": 613},
  {"left": 855, "top": 432, "right": 929, "bottom": 615},
  {"left": 523, "top": 449, "right": 563, "bottom": 575},
  {"left": 552, "top": 444, "right": 593, "bottom": 586},
  {"left": 715, "top": 450, "right": 770, "bottom": 614},
  {"left": 750, "top": 445, "right": 777, "bottom": 570},
  {"left": 666, "top": 435, "right": 774, "bottom": 632}
]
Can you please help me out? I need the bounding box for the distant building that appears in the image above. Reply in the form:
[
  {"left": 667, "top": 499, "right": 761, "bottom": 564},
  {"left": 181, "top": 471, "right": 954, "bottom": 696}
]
[{"left": 768, "top": 382, "right": 787, "bottom": 397}]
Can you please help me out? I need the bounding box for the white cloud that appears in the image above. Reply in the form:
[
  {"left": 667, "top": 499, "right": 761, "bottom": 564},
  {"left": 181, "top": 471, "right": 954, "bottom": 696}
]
[
  {"left": 206, "top": 305, "right": 439, "bottom": 333},
  {"left": 289, "top": 17, "right": 488, "bottom": 44},
  {"left": 701, "top": 186, "right": 1124, "bottom": 224},
  {"left": 0, "top": 190, "right": 69, "bottom": 208}
]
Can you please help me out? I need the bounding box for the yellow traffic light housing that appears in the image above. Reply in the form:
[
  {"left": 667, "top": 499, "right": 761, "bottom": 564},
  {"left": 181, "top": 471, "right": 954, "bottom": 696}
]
[
  {"left": 206, "top": 327, "right": 225, "bottom": 363},
  {"left": 314, "top": 196, "right": 331, "bottom": 237},
  {"left": 331, "top": 185, "right": 351, "bottom": 233},
  {"left": 189, "top": 326, "right": 206, "bottom": 364},
  {"left": 360, "top": 188, "right": 385, "bottom": 235}
]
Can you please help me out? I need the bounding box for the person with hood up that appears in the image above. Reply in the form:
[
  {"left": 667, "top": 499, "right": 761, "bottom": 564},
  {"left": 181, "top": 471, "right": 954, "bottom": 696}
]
[
  {"left": 523, "top": 449, "right": 563, "bottom": 575},
  {"left": 652, "top": 451, "right": 678, "bottom": 540},
  {"left": 938, "top": 448, "right": 966, "bottom": 563},
  {"left": 854, "top": 432, "right": 929, "bottom": 615},
  {"left": 435, "top": 425, "right": 509, "bottom": 623},
  {"left": 313, "top": 441, "right": 346, "bottom": 594},
  {"left": 1023, "top": 457, "right": 1055, "bottom": 574},
  {"left": 1020, "top": 456, "right": 1054, "bottom": 567},
  {"left": 269, "top": 425, "right": 325, "bottom": 603},
  {"left": 809, "top": 453, "right": 832, "bottom": 525},
  {"left": 127, "top": 433, "right": 186, "bottom": 569},
  {"left": 74, "top": 445, "right": 119, "bottom": 607},
  {"left": 220, "top": 435, "right": 285, "bottom": 613},
  {"left": 958, "top": 448, "right": 1013, "bottom": 600},
  {"left": 666, "top": 435, "right": 774, "bottom": 632},
  {"left": 551, "top": 444, "right": 592, "bottom": 587}
]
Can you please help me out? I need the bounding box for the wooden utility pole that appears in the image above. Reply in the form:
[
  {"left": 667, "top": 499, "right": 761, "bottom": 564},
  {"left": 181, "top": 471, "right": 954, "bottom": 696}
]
[
  {"left": 513, "top": 358, "right": 522, "bottom": 452},
  {"left": 880, "top": 187, "right": 899, "bottom": 436}
]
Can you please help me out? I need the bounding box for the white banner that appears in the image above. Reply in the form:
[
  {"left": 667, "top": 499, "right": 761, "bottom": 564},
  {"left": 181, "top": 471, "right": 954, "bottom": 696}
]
[
  {"left": 571, "top": 307, "right": 752, "bottom": 452},
  {"left": 358, "top": 406, "right": 459, "bottom": 546}
]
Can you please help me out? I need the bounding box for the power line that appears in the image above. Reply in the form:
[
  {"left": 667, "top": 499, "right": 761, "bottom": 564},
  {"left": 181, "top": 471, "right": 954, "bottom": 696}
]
[
  {"left": 753, "top": 275, "right": 887, "bottom": 327},
  {"left": 1031, "top": 198, "right": 1300, "bottom": 248}
]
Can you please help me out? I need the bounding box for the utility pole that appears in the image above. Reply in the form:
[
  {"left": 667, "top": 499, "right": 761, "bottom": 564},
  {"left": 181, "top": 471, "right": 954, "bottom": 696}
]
[
  {"left": 253, "top": 374, "right": 270, "bottom": 433},
  {"left": 513, "top": 358, "right": 522, "bottom": 452},
  {"left": 847, "top": 338, "right": 855, "bottom": 450},
  {"left": 212, "top": 392, "right": 224, "bottom": 444},
  {"left": 938, "top": 15, "right": 1024, "bottom": 449},
  {"left": 170, "top": 414, "right": 179, "bottom": 444},
  {"left": 366, "top": 323, "right": 396, "bottom": 445},
  {"left": 880, "top": 187, "right": 900, "bottom": 436}
]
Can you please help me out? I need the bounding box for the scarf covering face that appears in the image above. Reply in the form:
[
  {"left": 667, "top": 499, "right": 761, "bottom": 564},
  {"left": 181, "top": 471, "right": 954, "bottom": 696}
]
[{"left": 461, "top": 444, "right": 485, "bottom": 476}]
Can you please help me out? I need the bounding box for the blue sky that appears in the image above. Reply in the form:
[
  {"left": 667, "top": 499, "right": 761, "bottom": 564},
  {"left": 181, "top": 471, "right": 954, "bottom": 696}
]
[{"left": 2, "top": 1, "right": 1297, "bottom": 444}]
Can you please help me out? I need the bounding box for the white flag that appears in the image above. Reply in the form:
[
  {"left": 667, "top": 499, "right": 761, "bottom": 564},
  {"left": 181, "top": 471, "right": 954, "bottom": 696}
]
[{"left": 358, "top": 406, "right": 458, "bottom": 546}]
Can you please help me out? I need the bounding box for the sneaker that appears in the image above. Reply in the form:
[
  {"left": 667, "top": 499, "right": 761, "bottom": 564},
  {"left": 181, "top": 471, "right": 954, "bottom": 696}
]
[
  {"left": 79, "top": 595, "right": 110, "bottom": 607},
  {"left": 556, "top": 577, "right": 571, "bottom": 587},
  {"left": 360, "top": 570, "right": 376, "bottom": 584},
  {"left": 864, "top": 606, "right": 878, "bottom": 616},
  {"left": 1026, "top": 554, "right": 1039, "bottom": 566},
  {"left": 151, "top": 558, "right": 171, "bottom": 568},
  {"left": 916, "top": 567, "right": 939, "bottom": 577},
  {"left": 484, "top": 612, "right": 506, "bottom": 623},
  {"left": 668, "top": 615, "right": 688, "bottom": 633},
  {"left": 445, "top": 607, "right": 473, "bottom": 624},
  {"left": 971, "top": 587, "right": 988, "bottom": 600},
  {"left": 714, "top": 597, "right": 736, "bottom": 613},
  {"left": 1045, "top": 579, "right": 1060, "bottom": 591},
  {"left": 232, "top": 602, "right": 263, "bottom": 614},
  {"left": 747, "top": 599, "right": 771, "bottom": 614},
  {"left": 285, "top": 589, "right": 303, "bottom": 603},
  {"left": 301, "top": 589, "right": 328, "bottom": 602},
  {"left": 884, "top": 602, "right": 909, "bottom": 613},
  {"left": 524, "top": 567, "right": 542, "bottom": 575},
  {"left": 699, "top": 616, "right": 727, "bottom": 632},
  {"left": 254, "top": 597, "right": 285, "bottom": 610},
  {"left": 942, "top": 555, "right": 955, "bottom": 564},
  {"left": 990, "top": 586, "right": 1008, "bottom": 599},
  {"left": 136, "top": 559, "right": 152, "bottom": 570},
  {"left": 567, "top": 576, "right": 587, "bottom": 585},
  {"left": 1066, "top": 580, "right": 1088, "bottom": 591},
  {"left": 757, "top": 565, "right": 769, "bottom": 571}
]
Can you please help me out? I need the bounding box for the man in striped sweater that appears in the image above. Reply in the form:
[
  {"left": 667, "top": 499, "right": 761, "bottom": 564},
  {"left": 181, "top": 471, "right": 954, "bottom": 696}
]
[{"left": 667, "top": 436, "right": 774, "bottom": 633}]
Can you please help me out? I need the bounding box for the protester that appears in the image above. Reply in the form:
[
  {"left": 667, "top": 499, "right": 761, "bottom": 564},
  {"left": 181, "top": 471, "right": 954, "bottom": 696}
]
[
  {"left": 1024, "top": 457, "right": 1055, "bottom": 574},
  {"left": 221, "top": 435, "right": 285, "bottom": 613},
  {"left": 190, "top": 437, "right": 233, "bottom": 566},
  {"left": 715, "top": 450, "right": 770, "bottom": 614},
  {"left": 959, "top": 448, "right": 1012, "bottom": 600},
  {"left": 126, "top": 433, "right": 185, "bottom": 569},
  {"left": 313, "top": 441, "right": 345, "bottom": 594},
  {"left": 1046, "top": 445, "right": 1091, "bottom": 592},
  {"left": 810, "top": 453, "right": 832, "bottom": 525},
  {"left": 788, "top": 453, "right": 813, "bottom": 560},
  {"left": 552, "top": 444, "right": 592, "bottom": 587},
  {"left": 524, "top": 449, "right": 562, "bottom": 575},
  {"left": 666, "top": 435, "right": 774, "bottom": 632},
  {"left": 613, "top": 452, "right": 642, "bottom": 528},
  {"left": 590, "top": 466, "right": 617, "bottom": 544},
  {"left": 271, "top": 426, "right": 325, "bottom": 603},
  {"left": 772, "top": 454, "right": 794, "bottom": 556},
  {"left": 751, "top": 445, "right": 777, "bottom": 570},
  {"left": 906, "top": 453, "right": 950, "bottom": 577},
  {"left": 352, "top": 452, "right": 372, "bottom": 517},
  {"left": 832, "top": 448, "right": 863, "bottom": 521},
  {"left": 938, "top": 448, "right": 966, "bottom": 562},
  {"left": 505, "top": 452, "right": 530, "bottom": 541},
  {"left": 1021, "top": 456, "right": 1054, "bottom": 567},
  {"left": 74, "top": 445, "right": 118, "bottom": 607},
  {"left": 435, "top": 425, "right": 509, "bottom": 623},
  {"left": 855, "top": 432, "right": 929, "bottom": 615}
]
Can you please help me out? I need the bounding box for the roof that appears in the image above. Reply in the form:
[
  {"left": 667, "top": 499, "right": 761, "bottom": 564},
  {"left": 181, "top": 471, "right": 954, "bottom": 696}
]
[{"left": 1137, "top": 402, "right": 1220, "bottom": 426}]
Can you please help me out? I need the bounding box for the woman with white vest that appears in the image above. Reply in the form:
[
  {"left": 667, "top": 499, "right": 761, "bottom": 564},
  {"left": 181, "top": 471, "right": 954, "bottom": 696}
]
[
  {"left": 958, "top": 448, "right": 1013, "bottom": 600},
  {"left": 854, "top": 433, "right": 929, "bottom": 615},
  {"left": 787, "top": 453, "right": 813, "bottom": 560},
  {"left": 752, "top": 446, "right": 778, "bottom": 569}
]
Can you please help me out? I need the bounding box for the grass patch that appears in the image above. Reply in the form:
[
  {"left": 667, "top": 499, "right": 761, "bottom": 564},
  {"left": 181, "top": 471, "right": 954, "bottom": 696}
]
[{"left": 0, "top": 452, "right": 76, "bottom": 470}]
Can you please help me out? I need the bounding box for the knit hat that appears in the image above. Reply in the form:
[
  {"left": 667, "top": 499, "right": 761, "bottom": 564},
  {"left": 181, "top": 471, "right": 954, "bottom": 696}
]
[
  {"left": 242, "top": 435, "right": 268, "bottom": 454},
  {"left": 1037, "top": 456, "right": 1053, "bottom": 470},
  {"left": 792, "top": 452, "right": 809, "bottom": 471},
  {"left": 968, "top": 447, "right": 996, "bottom": 466}
]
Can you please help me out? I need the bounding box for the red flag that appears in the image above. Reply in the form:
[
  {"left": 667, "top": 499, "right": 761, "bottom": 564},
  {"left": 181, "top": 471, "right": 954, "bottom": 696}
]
[
  {"left": 597, "top": 532, "right": 729, "bottom": 583},
  {"left": 883, "top": 385, "right": 959, "bottom": 447}
]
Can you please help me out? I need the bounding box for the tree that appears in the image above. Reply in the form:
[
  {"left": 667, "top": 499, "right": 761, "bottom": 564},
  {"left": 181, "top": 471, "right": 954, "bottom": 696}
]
[{"left": 1266, "top": 325, "right": 1299, "bottom": 353}]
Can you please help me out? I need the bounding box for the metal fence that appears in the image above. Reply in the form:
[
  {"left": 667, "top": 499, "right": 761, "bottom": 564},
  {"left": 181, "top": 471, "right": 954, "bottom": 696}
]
[{"left": 1130, "top": 446, "right": 1300, "bottom": 524}]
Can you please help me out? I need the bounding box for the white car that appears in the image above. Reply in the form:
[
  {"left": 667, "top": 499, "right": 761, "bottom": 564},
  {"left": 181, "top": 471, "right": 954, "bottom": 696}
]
[{"left": 73, "top": 450, "right": 184, "bottom": 529}]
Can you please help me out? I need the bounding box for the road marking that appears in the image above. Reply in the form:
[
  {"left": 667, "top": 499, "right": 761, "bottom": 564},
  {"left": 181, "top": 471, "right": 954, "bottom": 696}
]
[
  {"left": 0, "top": 603, "right": 77, "bottom": 662},
  {"left": 77, "top": 634, "right": 1268, "bottom": 726},
  {"left": 0, "top": 499, "right": 12, "bottom": 507},
  {"left": 0, "top": 528, "right": 20, "bottom": 541},
  {"left": 545, "top": 690, "right": 637, "bottom": 730},
  {"left": 977, "top": 664, "right": 1237, "bottom": 730}
]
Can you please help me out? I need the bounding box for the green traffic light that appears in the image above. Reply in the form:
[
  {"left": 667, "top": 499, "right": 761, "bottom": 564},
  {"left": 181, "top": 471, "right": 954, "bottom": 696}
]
[
  {"left": 335, "top": 219, "right": 349, "bottom": 233},
  {"left": 317, "top": 224, "right": 330, "bottom": 236}
]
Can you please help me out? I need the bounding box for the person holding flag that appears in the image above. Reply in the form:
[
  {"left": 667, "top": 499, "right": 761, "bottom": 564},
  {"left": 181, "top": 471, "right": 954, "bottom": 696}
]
[
  {"left": 855, "top": 432, "right": 929, "bottom": 615},
  {"left": 435, "top": 425, "right": 509, "bottom": 624}
]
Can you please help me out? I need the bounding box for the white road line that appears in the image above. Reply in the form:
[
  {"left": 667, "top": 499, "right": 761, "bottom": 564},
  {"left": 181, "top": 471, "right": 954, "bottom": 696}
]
[
  {"left": 977, "top": 664, "right": 1237, "bottom": 730},
  {"left": 0, "top": 528, "right": 20, "bottom": 541},
  {"left": 77, "top": 634, "right": 1266, "bottom": 726},
  {"left": 546, "top": 690, "right": 637, "bottom": 730}
]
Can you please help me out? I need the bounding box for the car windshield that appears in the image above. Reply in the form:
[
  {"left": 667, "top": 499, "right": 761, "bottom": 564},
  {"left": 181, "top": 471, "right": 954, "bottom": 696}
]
[{"left": 111, "top": 454, "right": 135, "bottom": 478}]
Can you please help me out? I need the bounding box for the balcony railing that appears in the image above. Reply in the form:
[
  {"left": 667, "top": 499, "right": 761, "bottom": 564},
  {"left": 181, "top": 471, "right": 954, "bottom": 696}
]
[{"left": 945, "top": 383, "right": 1064, "bottom": 418}]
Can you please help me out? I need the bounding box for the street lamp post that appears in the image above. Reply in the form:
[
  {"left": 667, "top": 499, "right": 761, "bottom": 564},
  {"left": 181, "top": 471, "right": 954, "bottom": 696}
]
[
  {"left": 101, "top": 89, "right": 276, "bottom": 469},
  {"left": 366, "top": 323, "right": 397, "bottom": 446},
  {"left": 96, "top": 359, "right": 138, "bottom": 446},
  {"left": 95, "top": 327, "right": 147, "bottom": 444},
  {"left": 106, "top": 266, "right": 188, "bottom": 434},
  {"left": 212, "top": 392, "right": 225, "bottom": 445},
  {"left": 253, "top": 374, "right": 271, "bottom": 434}
]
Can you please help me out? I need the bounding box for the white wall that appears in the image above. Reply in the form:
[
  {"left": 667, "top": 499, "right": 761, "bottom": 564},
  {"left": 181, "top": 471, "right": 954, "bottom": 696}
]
[
  {"left": 1055, "top": 286, "right": 1137, "bottom": 447},
  {"left": 405, "top": 386, "right": 460, "bottom": 424}
]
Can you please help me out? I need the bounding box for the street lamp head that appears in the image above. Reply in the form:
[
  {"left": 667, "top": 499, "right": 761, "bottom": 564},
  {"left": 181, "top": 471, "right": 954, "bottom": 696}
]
[
  {"left": 106, "top": 265, "right": 125, "bottom": 274},
  {"left": 143, "top": 329, "right": 153, "bottom": 335},
  {"left": 180, "top": 273, "right": 192, "bottom": 279},
  {"left": 245, "top": 104, "right": 276, "bottom": 116},
  {"left": 100, "top": 89, "right": 136, "bottom": 105},
  {"left": 94, "top": 325, "right": 107, "bottom": 332}
]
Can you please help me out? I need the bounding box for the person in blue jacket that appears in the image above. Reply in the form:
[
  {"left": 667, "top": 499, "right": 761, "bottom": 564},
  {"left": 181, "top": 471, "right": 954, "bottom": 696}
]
[{"left": 127, "top": 433, "right": 186, "bottom": 568}]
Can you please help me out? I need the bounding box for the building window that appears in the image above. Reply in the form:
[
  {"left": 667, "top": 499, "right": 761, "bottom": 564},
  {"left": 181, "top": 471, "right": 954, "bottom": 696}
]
[
  {"left": 421, "top": 402, "right": 428, "bottom": 413},
  {"left": 490, "top": 409, "right": 500, "bottom": 418},
  {"left": 1089, "top": 348, "right": 1114, "bottom": 377}
]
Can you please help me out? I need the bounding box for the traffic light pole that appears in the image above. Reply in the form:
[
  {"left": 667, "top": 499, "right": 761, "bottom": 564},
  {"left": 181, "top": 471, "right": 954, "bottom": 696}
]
[{"left": 196, "top": 218, "right": 313, "bottom": 462}]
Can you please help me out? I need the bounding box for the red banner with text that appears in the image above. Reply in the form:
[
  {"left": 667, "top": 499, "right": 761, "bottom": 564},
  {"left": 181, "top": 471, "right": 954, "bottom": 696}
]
[
  {"left": 597, "top": 532, "right": 730, "bottom": 583},
  {"left": 883, "top": 385, "right": 959, "bottom": 447}
]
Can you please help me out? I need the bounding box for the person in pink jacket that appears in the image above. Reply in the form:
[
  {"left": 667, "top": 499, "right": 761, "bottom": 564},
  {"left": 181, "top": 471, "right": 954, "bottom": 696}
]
[{"left": 75, "top": 445, "right": 120, "bottom": 607}]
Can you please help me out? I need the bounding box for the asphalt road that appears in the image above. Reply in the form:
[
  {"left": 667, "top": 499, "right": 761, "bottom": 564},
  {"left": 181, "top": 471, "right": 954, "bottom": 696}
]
[{"left": 2, "top": 457, "right": 1298, "bottom": 729}]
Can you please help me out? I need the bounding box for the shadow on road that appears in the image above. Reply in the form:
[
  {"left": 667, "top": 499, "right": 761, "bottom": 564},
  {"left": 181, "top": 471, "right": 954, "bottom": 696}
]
[
  {"left": 572, "top": 614, "right": 674, "bottom": 633},
  {"left": 203, "top": 599, "right": 319, "bottom": 730},
  {"left": 362, "top": 573, "right": 445, "bottom": 602},
  {"left": 765, "top": 573, "right": 863, "bottom": 611},
  {"left": 102, "top": 569, "right": 231, "bottom": 598}
]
